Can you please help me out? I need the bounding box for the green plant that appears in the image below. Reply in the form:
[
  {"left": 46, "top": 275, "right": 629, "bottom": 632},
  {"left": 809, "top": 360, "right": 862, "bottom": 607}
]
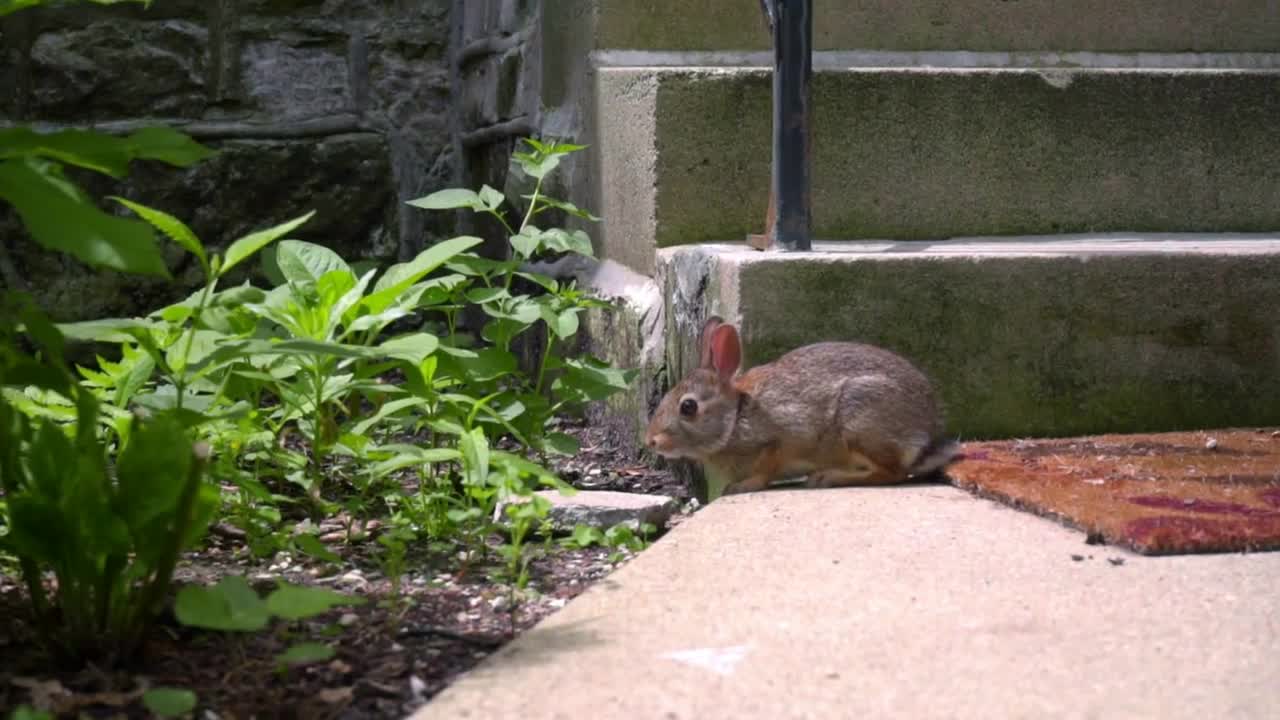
[
  {"left": 566, "top": 521, "right": 657, "bottom": 563},
  {"left": 174, "top": 574, "right": 364, "bottom": 670},
  {"left": 0, "top": 0, "right": 151, "bottom": 18},
  {"left": 0, "top": 345, "right": 217, "bottom": 663},
  {"left": 3, "top": 135, "right": 638, "bottom": 677},
  {"left": 0, "top": 59, "right": 224, "bottom": 664},
  {"left": 141, "top": 688, "right": 198, "bottom": 718},
  {"left": 7, "top": 707, "right": 52, "bottom": 720}
]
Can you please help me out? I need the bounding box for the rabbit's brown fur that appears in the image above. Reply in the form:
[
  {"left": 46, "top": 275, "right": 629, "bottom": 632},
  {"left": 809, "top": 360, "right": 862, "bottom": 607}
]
[{"left": 646, "top": 317, "right": 959, "bottom": 495}]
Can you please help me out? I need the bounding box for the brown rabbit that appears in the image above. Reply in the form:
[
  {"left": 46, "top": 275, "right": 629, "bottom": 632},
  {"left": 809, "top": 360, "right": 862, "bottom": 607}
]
[{"left": 645, "top": 317, "right": 960, "bottom": 495}]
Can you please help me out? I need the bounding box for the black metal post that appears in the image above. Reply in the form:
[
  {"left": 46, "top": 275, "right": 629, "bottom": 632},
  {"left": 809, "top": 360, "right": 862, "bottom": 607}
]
[{"left": 769, "top": 0, "right": 812, "bottom": 251}]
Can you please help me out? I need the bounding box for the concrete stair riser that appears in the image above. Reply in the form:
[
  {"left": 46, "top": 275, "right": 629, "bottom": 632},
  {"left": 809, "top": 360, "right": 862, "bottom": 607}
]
[
  {"left": 657, "top": 240, "right": 1280, "bottom": 441},
  {"left": 575, "top": 0, "right": 1280, "bottom": 52},
  {"left": 593, "top": 67, "right": 1280, "bottom": 273}
]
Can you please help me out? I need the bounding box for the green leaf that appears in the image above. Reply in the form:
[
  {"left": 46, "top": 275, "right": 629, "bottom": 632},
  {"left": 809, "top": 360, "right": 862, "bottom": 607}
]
[
  {"left": 572, "top": 524, "right": 604, "bottom": 547},
  {"left": 293, "top": 533, "right": 341, "bottom": 563},
  {"left": 0, "top": 127, "right": 131, "bottom": 176},
  {"left": 174, "top": 575, "right": 271, "bottom": 632},
  {"left": 465, "top": 287, "right": 508, "bottom": 304},
  {"left": 345, "top": 307, "right": 410, "bottom": 334},
  {"left": 510, "top": 230, "right": 540, "bottom": 259},
  {"left": 114, "top": 413, "right": 195, "bottom": 563},
  {"left": 0, "top": 157, "right": 168, "bottom": 277},
  {"left": 142, "top": 688, "right": 198, "bottom": 718},
  {"left": 276, "top": 239, "right": 351, "bottom": 285},
  {"left": 367, "top": 236, "right": 484, "bottom": 302},
  {"left": 365, "top": 445, "right": 461, "bottom": 479},
  {"left": 0, "top": 1, "right": 43, "bottom": 18},
  {"left": 553, "top": 357, "right": 637, "bottom": 402},
  {"left": 541, "top": 139, "right": 588, "bottom": 155},
  {"left": 259, "top": 244, "right": 287, "bottom": 286},
  {"left": 543, "top": 432, "right": 580, "bottom": 456},
  {"left": 547, "top": 307, "right": 580, "bottom": 339},
  {"left": 406, "top": 188, "right": 482, "bottom": 211},
  {"left": 5, "top": 707, "right": 54, "bottom": 720},
  {"left": 526, "top": 194, "right": 601, "bottom": 222},
  {"left": 3, "top": 496, "right": 69, "bottom": 565},
  {"left": 479, "top": 184, "right": 505, "bottom": 210},
  {"left": 514, "top": 151, "right": 561, "bottom": 180},
  {"left": 541, "top": 228, "right": 594, "bottom": 257},
  {"left": 447, "top": 507, "right": 484, "bottom": 524},
  {"left": 166, "top": 328, "right": 224, "bottom": 374},
  {"left": 1, "top": 0, "right": 151, "bottom": 18},
  {"left": 266, "top": 583, "right": 365, "bottom": 620},
  {"left": 125, "top": 126, "right": 215, "bottom": 167},
  {"left": 255, "top": 339, "right": 376, "bottom": 359},
  {"left": 111, "top": 196, "right": 206, "bottom": 269},
  {"left": 445, "top": 346, "right": 516, "bottom": 383},
  {"left": 276, "top": 642, "right": 335, "bottom": 667},
  {"left": 483, "top": 297, "right": 541, "bottom": 325},
  {"left": 332, "top": 267, "right": 377, "bottom": 330},
  {"left": 459, "top": 427, "right": 490, "bottom": 487},
  {"left": 347, "top": 397, "right": 420, "bottom": 435},
  {"left": 56, "top": 317, "right": 158, "bottom": 344},
  {"left": 220, "top": 211, "right": 315, "bottom": 278},
  {"left": 492, "top": 451, "right": 570, "bottom": 492},
  {"left": 377, "top": 332, "right": 439, "bottom": 365}
]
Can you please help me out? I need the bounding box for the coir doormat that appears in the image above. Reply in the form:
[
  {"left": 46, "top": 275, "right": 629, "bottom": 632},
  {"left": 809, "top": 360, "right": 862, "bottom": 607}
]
[{"left": 947, "top": 428, "right": 1280, "bottom": 555}]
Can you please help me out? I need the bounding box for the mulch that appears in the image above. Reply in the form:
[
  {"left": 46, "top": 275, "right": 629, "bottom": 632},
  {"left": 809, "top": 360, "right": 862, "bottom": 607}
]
[
  {"left": 948, "top": 427, "right": 1280, "bottom": 555},
  {"left": 0, "top": 418, "right": 689, "bottom": 719}
]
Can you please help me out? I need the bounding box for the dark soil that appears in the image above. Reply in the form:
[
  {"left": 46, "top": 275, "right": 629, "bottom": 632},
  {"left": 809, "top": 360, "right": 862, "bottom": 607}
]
[{"left": 0, "top": 419, "right": 687, "bottom": 719}]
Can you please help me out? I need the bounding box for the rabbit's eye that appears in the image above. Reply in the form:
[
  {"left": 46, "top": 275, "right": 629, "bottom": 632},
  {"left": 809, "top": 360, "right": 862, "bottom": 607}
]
[{"left": 679, "top": 398, "right": 698, "bottom": 417}]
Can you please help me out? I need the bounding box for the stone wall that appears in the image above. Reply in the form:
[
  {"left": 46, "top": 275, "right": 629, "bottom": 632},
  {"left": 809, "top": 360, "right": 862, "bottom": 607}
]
[
  {"left": 448, "top": 0, "right": 540, "bottom": 257},
  {"left": 0, "top": 0, "right": 455, "bottom": 321}
]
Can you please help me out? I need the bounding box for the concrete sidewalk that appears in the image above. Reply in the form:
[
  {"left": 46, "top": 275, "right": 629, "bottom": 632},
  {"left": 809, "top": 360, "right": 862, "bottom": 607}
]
[{"left": 411, "top": 487, "right": 1280, "bottom": 719}]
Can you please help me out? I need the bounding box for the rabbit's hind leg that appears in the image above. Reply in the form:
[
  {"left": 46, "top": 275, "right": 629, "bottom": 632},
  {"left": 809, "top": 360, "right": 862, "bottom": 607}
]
[{"left": 807, "top": 438, "right": 908, "bottom": 488}]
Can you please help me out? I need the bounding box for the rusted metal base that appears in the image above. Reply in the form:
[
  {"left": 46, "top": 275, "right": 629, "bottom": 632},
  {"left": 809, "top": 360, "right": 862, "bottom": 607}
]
[{"left": 948, "top": 428, "right": 1280, "bottom": 555}]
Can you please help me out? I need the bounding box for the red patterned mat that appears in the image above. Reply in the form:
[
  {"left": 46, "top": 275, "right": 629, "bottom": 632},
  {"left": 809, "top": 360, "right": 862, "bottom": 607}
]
[{"left": 948, "top": 428, "right": 1280, "bottom": 555}]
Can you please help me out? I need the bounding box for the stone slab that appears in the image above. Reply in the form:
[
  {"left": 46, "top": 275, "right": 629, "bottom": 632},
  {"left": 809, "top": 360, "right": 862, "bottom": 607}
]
[
  {"left": 497, "top": 490, "right": 679, "bottom": 533},
  {"left": 412, "top": 485, "right": 1280, "bottom": 719},
  {"left": 575, "top": 0, "right": 1280, "bottom": 53},
  {"left": 656, "top": 236, "right": 1280, "bottom": 440},
  {"left": 592, "top": 67, "right": 1280, "bottom": 272}
]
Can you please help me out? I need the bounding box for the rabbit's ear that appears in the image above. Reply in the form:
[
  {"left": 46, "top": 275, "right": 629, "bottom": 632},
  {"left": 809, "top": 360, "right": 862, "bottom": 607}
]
[
  {"left": 708, "top": 324, "right": 741, "bottom": 383},
  {"left": 698, "top": 316, "right": 725, "bottom": 368}
]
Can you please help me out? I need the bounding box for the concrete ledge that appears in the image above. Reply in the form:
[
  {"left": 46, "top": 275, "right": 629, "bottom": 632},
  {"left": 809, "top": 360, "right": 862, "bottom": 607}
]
[
  {"left": 577, "top": 0, "right": 1280, "bottom": 53},
  {"left": 593, "top": 49, "right": 1280, "bottom": 71},
  {"left": 593, "top": 67, "right": 1280, "bottom": 271},
  {"left": 657, "top": 236, "right": 1280, "bottom": 439},
  {"left": 412, "top": 487, "right": 1280, "bottom": 719}
]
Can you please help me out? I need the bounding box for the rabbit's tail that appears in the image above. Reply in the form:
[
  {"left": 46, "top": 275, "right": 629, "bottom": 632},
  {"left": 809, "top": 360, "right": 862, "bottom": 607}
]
[{"left": 907, "top": 437, "right": 963, "bottom": 479}]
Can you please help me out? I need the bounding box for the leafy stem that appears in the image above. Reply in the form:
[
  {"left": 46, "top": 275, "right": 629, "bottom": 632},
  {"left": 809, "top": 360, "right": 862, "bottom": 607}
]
[
  {"left": 172, "top": 277, "right": 217, "bottom": 412},
  {"left": 518, "top": 176, "right": 544, "bottom": 234},
  {"left": 123, "top": 440, "right": 210, "bottom": 658}
]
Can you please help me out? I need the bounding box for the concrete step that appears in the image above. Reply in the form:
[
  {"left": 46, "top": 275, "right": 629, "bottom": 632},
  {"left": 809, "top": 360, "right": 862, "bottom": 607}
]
[
  {"left": 654, "top": 235, "right": 1280, "bottom": 440},
  {"left": 589, "top": 66, "right": 1280, "bottom": 273},
  {"left": 550, "top": 0, "right": 1280, "bottom": 53},
  {"left": 411, "top": 486, "right": 1280, "bottom": 719}
]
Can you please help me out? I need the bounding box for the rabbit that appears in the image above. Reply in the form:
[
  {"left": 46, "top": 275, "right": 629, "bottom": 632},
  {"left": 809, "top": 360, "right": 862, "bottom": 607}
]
[{"left": 645, "top": 316, "right": 961, "bottom": 495}]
